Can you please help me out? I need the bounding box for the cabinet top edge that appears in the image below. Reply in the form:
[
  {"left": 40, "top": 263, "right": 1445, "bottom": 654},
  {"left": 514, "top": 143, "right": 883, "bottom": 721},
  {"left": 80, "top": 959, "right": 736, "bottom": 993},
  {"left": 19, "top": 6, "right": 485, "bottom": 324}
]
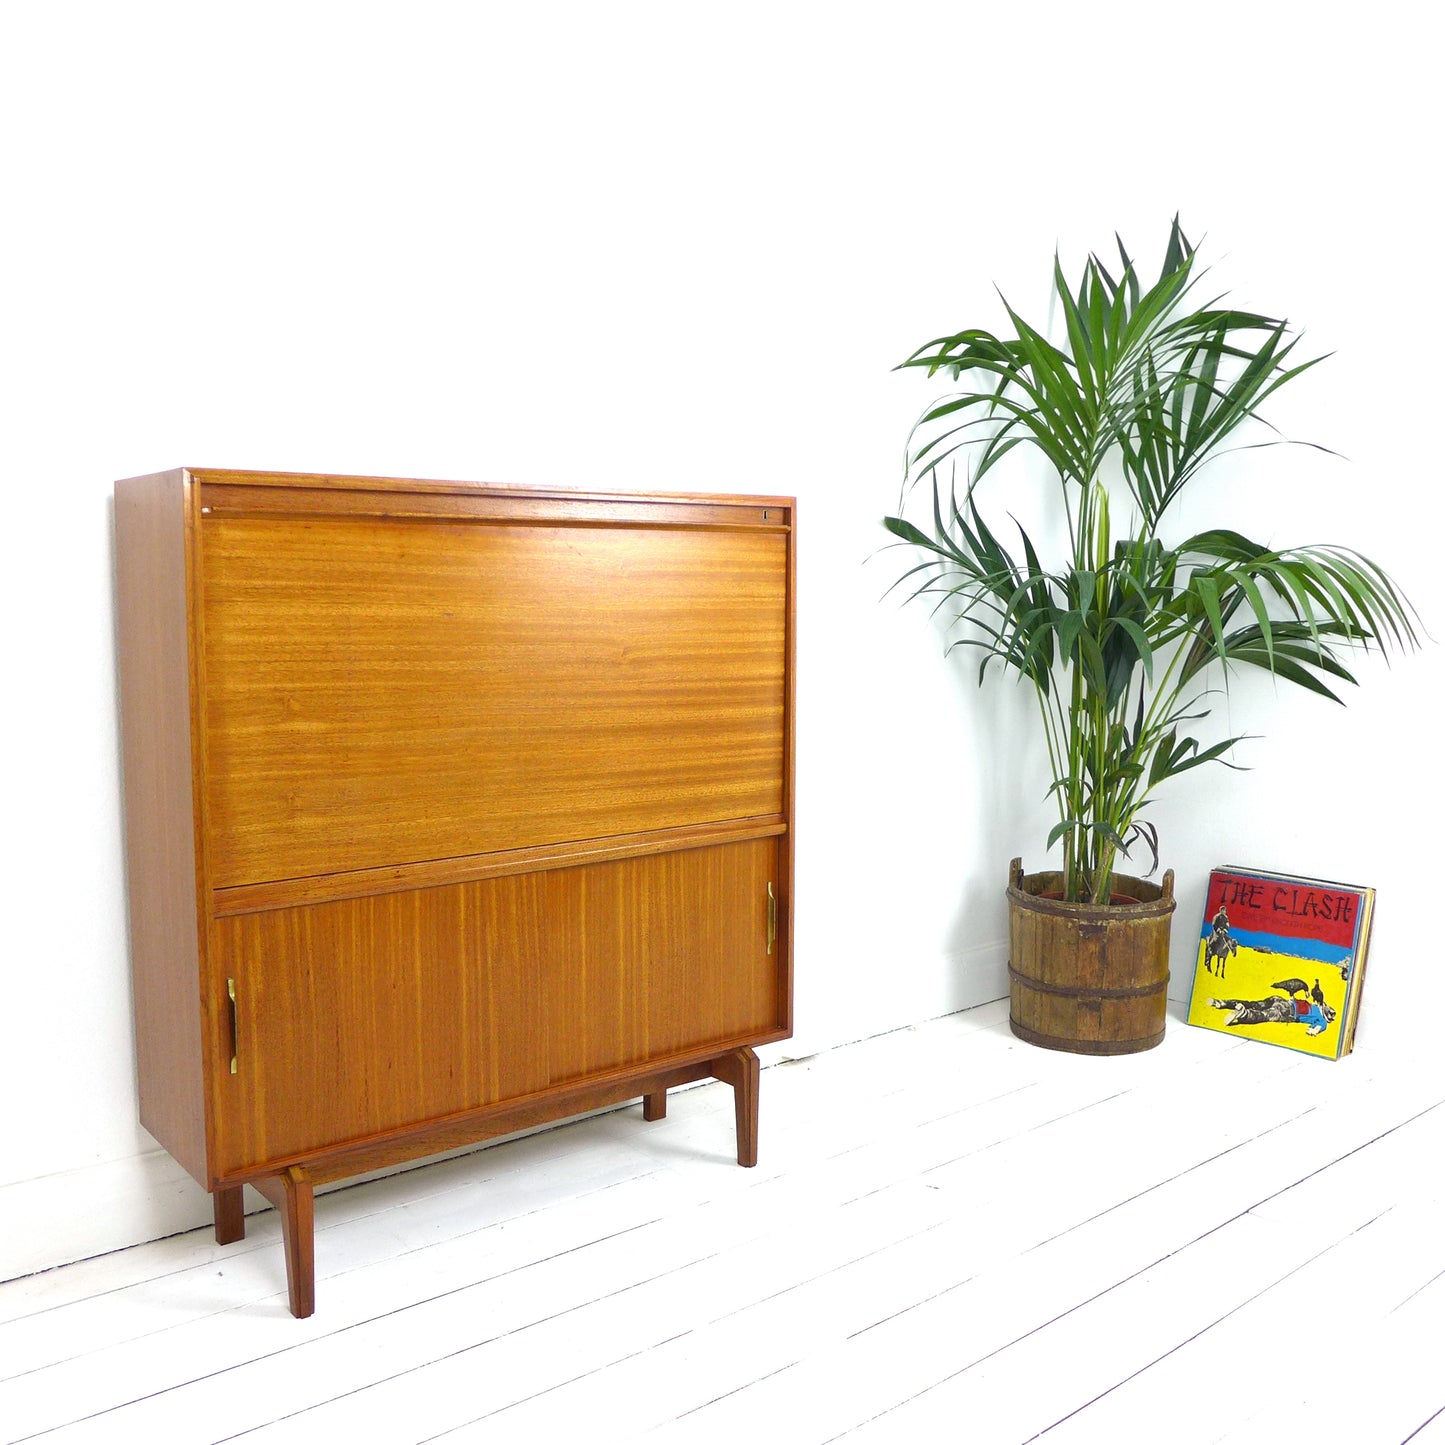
[{"left": 115, "top": 467, "right": 795, "bottom": 512}]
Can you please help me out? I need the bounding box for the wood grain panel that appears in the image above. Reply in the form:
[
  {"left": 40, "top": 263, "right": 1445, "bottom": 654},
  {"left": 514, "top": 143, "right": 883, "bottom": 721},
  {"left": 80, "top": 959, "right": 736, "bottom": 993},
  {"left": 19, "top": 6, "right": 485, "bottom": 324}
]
[
  {"left": 212, "top": 839, "right": 782, "bottom": 1171},
  {"left": 113, "top": 469, "right": 211, "bottom": 1183},
  {"left": 190, "top": 466, "right": 791, "bottom": 512},
  {"left": 211, "top": 816, "right": 787, "bottom": 916},
  {"left": 199, "top": 516, "right": 786, "bottom": 888},
  {"left": 199, "top": 480, "right": 787, "bottom": 531}
]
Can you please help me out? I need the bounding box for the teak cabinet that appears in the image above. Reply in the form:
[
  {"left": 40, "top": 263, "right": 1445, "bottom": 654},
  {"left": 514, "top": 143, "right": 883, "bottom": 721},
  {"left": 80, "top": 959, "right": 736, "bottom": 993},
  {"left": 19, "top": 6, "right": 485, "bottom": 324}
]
[{"left": 114, "top": 468, "right": 795, "bottom": 1317}]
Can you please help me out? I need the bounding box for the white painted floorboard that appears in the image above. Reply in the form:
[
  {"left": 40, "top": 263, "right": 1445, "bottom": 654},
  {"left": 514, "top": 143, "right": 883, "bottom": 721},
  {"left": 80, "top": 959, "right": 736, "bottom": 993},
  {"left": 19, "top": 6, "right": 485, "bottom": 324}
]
[{"left": 3, "top": 998, "right": 1441, "bottom": 1444}]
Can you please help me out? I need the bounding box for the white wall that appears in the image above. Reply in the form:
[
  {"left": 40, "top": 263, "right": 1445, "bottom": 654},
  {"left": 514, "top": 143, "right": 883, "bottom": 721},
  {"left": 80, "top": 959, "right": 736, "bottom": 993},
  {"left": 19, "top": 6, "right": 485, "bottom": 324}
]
[{"left": 2, "top": 1, "right": 1438, "bottom": 1280}]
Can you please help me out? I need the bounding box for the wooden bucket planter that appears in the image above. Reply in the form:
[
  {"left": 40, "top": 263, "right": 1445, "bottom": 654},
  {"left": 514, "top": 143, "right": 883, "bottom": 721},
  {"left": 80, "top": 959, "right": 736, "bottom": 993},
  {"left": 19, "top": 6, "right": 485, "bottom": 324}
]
[{"left": 1006, "top": 857, "right": 1176, "bottom": 1055}]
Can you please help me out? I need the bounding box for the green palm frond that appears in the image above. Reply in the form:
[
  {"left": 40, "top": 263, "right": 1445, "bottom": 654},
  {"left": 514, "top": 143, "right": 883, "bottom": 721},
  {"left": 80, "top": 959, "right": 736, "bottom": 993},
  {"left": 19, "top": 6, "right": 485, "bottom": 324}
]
[{"left": 884, "top": 219, "right": 1422, "bottom": 903}]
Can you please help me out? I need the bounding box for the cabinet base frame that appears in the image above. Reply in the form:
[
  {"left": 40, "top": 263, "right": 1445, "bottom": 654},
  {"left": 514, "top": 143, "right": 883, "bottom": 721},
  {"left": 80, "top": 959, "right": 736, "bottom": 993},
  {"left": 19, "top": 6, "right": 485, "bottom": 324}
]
[{"left": 213, "top": 1046, "right": 761, "bottom": 1318}]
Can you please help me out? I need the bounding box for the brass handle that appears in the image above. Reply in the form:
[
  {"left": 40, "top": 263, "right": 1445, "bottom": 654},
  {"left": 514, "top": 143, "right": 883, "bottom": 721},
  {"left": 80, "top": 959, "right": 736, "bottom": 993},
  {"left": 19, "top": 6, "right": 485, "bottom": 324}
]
[
  {"left": 227, "top": 977, "right": 238, "bottom": 1075},
  {"left": 767, "top": 882, "right": 777, "bottom": 955}
]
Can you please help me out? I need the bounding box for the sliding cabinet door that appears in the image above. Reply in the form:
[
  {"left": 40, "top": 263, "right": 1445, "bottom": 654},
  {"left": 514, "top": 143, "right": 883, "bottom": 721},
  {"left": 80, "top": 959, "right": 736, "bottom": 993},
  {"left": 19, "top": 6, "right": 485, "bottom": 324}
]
[{"left": 211, "top": 840, "right": 784, "bottom": 1174}]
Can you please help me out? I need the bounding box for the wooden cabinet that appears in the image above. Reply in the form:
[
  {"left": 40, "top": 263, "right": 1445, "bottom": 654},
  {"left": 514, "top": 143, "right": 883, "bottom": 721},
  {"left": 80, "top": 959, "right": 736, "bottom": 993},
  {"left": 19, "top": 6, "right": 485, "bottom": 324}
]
[{"left": 114, "top": 469, "right": 795, "bottom": 1316}]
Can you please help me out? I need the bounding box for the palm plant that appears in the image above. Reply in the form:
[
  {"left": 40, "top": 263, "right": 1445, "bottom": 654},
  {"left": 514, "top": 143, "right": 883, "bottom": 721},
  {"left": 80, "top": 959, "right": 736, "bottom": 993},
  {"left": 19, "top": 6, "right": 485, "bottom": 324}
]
[{"left": 885, "top": 219, "right": 1419, "bottom": 905}]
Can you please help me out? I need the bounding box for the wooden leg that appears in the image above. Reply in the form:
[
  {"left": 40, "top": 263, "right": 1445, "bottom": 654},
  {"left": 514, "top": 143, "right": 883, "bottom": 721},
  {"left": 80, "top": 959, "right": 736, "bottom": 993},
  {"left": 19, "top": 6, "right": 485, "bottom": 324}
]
[
  {"left": 713, "top": 1046, "right": 760, "bottom": 1168},
  {"left": 642, "top": 1089, "right": 667, "bottom": 1121},
  {"left": 213, "top": 1185, "right": 245, "bottom": 1245},
  {"left": 253, "top": 1166, "right": 315, "bottom": 1319}
]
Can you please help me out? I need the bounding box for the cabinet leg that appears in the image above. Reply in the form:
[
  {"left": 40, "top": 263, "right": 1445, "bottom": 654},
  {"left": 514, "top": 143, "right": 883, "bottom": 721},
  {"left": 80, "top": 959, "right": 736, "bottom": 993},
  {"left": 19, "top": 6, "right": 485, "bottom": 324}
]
[
  {"left": 642, "top": 1089, "right": 667, "bottom": 1122},
  {"left": 213, "top": 1185, "right": 245, "bottom": 1245},
  {"left": 713, "top": 1047, "right": 760, "bottom": 1168},
  {"left": 253, "top": 1166, "right": 316, "bottom": 1319}
]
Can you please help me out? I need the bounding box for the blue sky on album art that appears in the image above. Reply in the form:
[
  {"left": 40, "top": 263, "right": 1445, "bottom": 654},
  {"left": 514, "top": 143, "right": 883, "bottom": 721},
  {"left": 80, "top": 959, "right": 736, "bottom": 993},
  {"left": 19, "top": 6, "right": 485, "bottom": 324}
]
[{"left": 1197, "top": 922, "right": 1354, "bottom": 967}]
